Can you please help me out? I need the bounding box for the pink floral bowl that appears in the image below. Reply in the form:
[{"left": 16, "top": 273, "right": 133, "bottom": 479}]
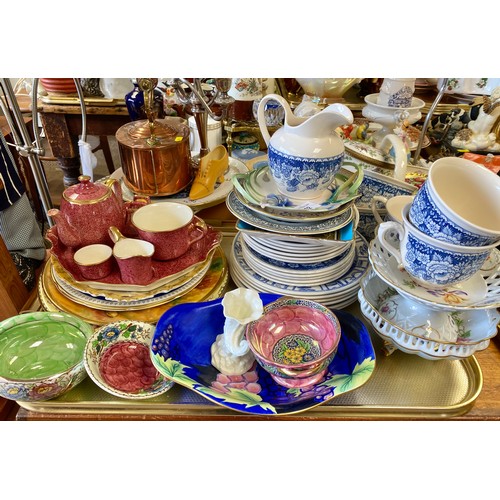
[{"left": 245, "top": 297, "right": 342, "bottom": 389}]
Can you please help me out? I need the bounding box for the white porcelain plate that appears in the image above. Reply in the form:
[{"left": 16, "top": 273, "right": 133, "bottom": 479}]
[
  {"left": 358, "top": 271, "right": 499, "bottom": 360},
  {"left": 368, "top": 237, "right": 500, "bottom": 311}
]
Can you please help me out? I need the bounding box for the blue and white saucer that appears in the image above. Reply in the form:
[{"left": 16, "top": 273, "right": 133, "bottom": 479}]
[{"left": 226, "top": 191, "right": 354, "bottom": 235}]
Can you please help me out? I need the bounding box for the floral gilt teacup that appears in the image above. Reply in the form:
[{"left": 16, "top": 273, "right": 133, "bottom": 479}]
[{"left": 377, "top": 204, "right": 497, "bottom": 290}]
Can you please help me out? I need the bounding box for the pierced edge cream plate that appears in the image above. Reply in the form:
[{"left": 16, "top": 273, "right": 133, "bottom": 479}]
[{"left": 358, "top": 288, "right": 495, "bottom": 361}]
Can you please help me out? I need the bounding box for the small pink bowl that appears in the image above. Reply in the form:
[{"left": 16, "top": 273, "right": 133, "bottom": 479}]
[
  {"left": 245, "top": 297, "right": 342, "bottom": 389},
  {"left": 73, "top": 244, "right": 113, "bottom": 280}
]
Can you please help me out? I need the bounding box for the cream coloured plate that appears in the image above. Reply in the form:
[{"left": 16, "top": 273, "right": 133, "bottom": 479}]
[{"left": 110, "top": 157, "right": 248, "bottom": 211}]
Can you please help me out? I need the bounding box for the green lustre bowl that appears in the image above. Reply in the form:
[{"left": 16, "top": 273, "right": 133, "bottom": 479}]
[{"left": 0, "top": 311, "right": 93, "bottom": 402}]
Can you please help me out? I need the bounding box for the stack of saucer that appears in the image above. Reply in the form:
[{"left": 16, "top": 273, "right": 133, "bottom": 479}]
[{"left": 226, "top": 165, "right": 369, "bottom": 308}]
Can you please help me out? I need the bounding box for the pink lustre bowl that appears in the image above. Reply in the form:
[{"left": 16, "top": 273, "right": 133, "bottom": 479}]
[{"left": 245, "top": 297, "right": 342, "bottom": 389}]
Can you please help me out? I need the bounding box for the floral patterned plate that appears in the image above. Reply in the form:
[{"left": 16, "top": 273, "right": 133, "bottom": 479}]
[
  {"left": 150, "top": 295, "right": 376, "bottom": 416},
  {"left": 368, "top": 237, "right": 500, "bottom": 311}
]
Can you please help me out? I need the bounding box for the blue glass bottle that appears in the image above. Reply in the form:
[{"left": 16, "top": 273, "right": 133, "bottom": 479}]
[{"left": 125, "top": 80, "right": 165, "bottom": 121}]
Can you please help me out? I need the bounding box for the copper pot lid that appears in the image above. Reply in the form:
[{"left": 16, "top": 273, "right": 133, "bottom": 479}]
[{"left": 116, "top": 117, "right": 190, "bottom": 150}]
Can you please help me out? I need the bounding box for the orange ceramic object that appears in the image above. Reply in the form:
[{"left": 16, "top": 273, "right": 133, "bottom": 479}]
[
  {"left": 40, "top": 78, "right": 78, "bottom": 95},
  {"left": 462, "top": 153, "right": 500, "bottom": 174},
  {"left": 189, "top": 145, "right": 229, "bottom": 200}
]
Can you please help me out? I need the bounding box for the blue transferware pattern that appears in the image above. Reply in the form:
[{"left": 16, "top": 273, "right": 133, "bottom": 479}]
[
  {"left": 409, "top": 181, "right": 496, "bottom": 246},
  {"left": 357, "top": 209, "right": 379, "bottom": 241},
  {"left": 226, "top": 191, "right": 353, "bottom": 235},
  {"left": 356, "top": 173, "right": 415, "bottom": 206},
  {"left": 268, "top": 144, "right": 344, "bottom": 195},
  {"left": 388, "top": 86, "right": 413, "bottom": 108},
  {"left": 150, "top": 295, "right": 376, "bottom": 415},
  {"left": 404, "top": 232, "right": 490, "bottom": 287},
  {"left": 244, "top": 239, "right": 352, "bottom": 272},
  {"left": 232, "top": 232, "right": 369, "bottom": 295}
]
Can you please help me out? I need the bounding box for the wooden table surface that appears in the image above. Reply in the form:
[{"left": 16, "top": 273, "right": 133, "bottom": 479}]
[{"left": 36, "top": 101, "right": 130, "bottom": 187}]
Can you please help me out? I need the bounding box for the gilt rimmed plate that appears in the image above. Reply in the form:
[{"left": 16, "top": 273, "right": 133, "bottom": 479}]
[
  {"left": 150, "top": 295, "right": 375, "bottom": 416},
  {"left": 108, "top": 157, "right": 248, "bottom": 211},
  {"left": 52, "top": 259, "right": 211, "bottom": 311},
  {"left": 226, "top": 191, "right": 354, "bottom": 235},
  {"left": 368, "top": 237, "right": 500, "bottom": 310}
]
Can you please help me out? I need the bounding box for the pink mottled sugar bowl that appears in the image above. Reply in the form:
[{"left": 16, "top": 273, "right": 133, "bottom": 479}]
[{"left": 245, "top": 297, "right": 342, "bottom": 389}]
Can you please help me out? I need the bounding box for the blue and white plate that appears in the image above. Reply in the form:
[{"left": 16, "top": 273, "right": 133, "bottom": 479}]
[
  {"left": 150, "top": 295, "right": 376, "bottom": 416},
  {"left": 226, "top": 191, "right": 354, "bottom": 235},
  {"left": 230, "top": 232, "right": 369, "bottom": 307}
]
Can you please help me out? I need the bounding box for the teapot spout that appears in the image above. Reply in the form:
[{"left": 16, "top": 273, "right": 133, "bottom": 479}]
[{"left": 47, "top": 208, "right": 81, "bottom": 248}]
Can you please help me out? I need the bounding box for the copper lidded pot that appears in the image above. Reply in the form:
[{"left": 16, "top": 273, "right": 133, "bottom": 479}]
[{"left": 116, "top": 116, "right": 193, "bottom": 197}]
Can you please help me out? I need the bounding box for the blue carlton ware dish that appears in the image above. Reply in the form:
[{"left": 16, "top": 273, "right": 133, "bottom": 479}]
[{"left": 150, "top": 294, "right": 376, "bottom": 415}]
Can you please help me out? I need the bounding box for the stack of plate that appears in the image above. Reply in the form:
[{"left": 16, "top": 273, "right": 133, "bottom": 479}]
[
  {"left": 226, "top": 165, "right": 369, "bottom": 308},
  {"left": 360, "top": 237, "right": 500, "bottom": 360},
  {"left": 41, "top": 224, "right": 226, "bottom": 323}
]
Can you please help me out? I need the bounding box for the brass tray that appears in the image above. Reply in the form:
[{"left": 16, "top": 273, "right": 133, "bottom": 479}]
[{"left": 17, "top": 307, "right": 483, "bottom": 420}]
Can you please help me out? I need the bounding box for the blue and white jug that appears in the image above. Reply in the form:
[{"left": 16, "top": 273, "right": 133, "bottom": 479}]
[{"left": 257, "top": 93, "right": 353, "bottom": 200}]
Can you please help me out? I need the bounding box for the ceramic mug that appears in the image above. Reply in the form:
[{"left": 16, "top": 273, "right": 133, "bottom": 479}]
[
  {"left": 131, "top": 202, "right": 207, "bottom": 261},
  {"left": 409, "top": 157, "right": 500, "bottom": 247},
  {"left": 371, "top": 195, "right": 415, "bottom": 225},
  {"left": 109, "top": 227, "right": 155, "bottom": 285},
  {"left": 73, "top": 244, "right": 113, "bottom": 280},
  {"left": 377, "top": 78, "right": 416, "bottom": 108},
  {"left": 377, "top": 204, "right": 496, "bottom": 289}
]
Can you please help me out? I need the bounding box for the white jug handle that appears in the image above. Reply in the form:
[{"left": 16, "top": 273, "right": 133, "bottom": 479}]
[
  {"left": 380, "top": 134, "right": 408, "bottom": 182},
  {"left": 370, "top": 195, "right": 389, "bottom": 225},
  {"left": 257, "top": 94, "right": 291, "bottom": 146},
  {"left": 377, "top": 220, "right": 405, "bottom": 268}
]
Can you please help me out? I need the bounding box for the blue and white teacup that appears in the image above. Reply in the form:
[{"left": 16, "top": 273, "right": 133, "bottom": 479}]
[
  {"left": 377, "top": 204, "right": 497, "bottom": 289},
  {"left": 409, "top": 157, "right": 500, "bottom": 247}
]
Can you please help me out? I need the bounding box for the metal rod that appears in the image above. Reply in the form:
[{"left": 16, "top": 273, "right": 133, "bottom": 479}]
[
  {"left": 0, "top": 78, "right": 54, "bottom": 225},
  {"left": 413, "top": 78, "right": 449, "bottom": 164}
]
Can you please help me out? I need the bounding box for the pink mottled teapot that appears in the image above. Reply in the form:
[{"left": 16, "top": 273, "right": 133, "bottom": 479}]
[{"left": 48, "top": 175, "right": 125, "bottom": 248}]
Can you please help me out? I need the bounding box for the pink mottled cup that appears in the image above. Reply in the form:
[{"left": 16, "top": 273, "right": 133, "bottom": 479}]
[
  {"left": 131, "top": 202, "right": 207, "bottom": 261},
  {"left": 73, "top": 244, "right": 113, "bottom": 280}
]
